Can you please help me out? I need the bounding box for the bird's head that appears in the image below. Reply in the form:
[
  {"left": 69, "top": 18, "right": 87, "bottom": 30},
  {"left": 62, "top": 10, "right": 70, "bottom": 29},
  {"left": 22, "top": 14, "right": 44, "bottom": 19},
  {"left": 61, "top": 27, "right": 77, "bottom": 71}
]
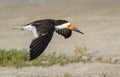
[
  {"left": 67, "top": 23, "right": 84, "bottom": 34},
  {"left": 55, "top": 20, "right": 84, "bottom": 34}
]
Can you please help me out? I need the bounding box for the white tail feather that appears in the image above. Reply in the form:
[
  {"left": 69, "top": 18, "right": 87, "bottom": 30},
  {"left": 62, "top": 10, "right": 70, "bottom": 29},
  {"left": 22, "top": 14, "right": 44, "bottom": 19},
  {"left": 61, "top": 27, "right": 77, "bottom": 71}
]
[
  {"left": 11, "top": 26, "right": 25, "bottom": 30},
  {"left": 11, "top": 24, "right": 32, "bottom": 30}
]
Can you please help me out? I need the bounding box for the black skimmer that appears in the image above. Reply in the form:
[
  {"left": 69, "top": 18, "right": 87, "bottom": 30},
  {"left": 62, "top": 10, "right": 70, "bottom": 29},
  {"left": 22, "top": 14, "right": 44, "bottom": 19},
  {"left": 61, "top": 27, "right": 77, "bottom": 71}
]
[{"left": 12, "top": 19, "right": 84, "bottom": 60}]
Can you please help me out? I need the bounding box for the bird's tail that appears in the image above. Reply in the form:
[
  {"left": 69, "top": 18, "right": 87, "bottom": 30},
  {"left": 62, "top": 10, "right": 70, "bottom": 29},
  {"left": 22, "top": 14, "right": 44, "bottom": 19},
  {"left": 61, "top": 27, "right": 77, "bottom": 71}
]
[
  {"left": 11, "top": 24, "right": 32, "bottom": 31},
  {"left": 11, "top": 25, "right": 25, "bottom": 30}
]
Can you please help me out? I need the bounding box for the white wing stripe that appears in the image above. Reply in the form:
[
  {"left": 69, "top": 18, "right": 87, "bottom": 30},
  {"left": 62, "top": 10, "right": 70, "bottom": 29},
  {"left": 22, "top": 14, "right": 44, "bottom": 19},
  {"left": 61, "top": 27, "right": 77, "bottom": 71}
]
[{"left": 32, "top": 26, "right": 39, "bottom": 38}]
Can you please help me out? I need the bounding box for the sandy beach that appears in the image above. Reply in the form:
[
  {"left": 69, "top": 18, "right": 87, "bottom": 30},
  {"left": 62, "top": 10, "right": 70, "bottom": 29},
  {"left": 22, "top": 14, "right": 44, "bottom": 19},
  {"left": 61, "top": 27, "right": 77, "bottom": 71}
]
[{"left": 0, "top": 0, "right": 120, "bottom": 77}]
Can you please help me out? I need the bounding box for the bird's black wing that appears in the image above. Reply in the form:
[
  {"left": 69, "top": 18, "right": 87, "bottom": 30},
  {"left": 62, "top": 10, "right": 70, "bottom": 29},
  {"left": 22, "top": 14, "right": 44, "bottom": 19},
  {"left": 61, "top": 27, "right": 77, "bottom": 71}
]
[
  {"left": 29, "top": 29, "right": 54, "bottom": 60},
  {"left": 56, "top": 28, "right": 72, "bottom": 38}
]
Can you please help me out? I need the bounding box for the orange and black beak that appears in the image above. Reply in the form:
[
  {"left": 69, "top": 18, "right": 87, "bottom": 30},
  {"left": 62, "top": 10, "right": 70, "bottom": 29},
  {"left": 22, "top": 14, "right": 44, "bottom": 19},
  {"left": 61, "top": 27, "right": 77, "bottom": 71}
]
[{"left": 67, "top": 24, "right": 84, "bottom": 34}]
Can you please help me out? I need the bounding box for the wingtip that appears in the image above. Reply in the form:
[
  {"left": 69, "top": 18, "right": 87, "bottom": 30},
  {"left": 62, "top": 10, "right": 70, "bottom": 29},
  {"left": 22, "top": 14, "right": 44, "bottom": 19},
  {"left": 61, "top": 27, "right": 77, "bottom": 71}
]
[
  {"left": 29, "top": 55, "right": 36, "bottom": 61},
  {"left": 29, "top": 58, "right": 34, "bottom": 61},
  {"left": 29, "top": 53, "right": 39, "bottom": 61}
]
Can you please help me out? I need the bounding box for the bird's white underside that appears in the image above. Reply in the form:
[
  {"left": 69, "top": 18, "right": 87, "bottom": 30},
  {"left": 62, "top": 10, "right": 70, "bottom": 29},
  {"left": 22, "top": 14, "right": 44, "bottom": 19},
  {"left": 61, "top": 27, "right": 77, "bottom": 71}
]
[
  {"left": 55, "top": 22, "right": 70, "bottom": 30},
  {"left": 31, "top": 26, "right": 39, "bottom": 38},
  {"left": 24, "top": 24, "right": 39, "bottom": 38}
]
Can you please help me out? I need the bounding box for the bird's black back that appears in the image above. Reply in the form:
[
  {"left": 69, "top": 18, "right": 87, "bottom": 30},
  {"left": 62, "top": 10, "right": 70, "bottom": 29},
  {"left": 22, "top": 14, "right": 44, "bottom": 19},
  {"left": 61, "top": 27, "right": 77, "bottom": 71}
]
[{"left": 30, "top": 19, "right": 55, "bottom": 35}]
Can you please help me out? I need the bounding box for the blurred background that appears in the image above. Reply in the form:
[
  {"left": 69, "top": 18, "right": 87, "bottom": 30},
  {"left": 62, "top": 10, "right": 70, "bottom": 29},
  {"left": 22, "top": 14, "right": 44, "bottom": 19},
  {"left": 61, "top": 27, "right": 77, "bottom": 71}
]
[
  {"left": 0, "top": 0, "right": 120, "bottom": 77},
  {"left": 0, "top": 0, "right": 120, "bottom": 54}
]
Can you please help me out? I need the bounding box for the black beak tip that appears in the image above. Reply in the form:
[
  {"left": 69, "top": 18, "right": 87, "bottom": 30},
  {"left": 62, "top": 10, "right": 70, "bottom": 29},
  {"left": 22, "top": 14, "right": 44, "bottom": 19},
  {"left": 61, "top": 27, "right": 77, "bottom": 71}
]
[
  {"left": 80, "top": 31, "right": 84, "bottom": 34},
  {"left": 73, "top": 27, "right": 84, "bottom": 34}
]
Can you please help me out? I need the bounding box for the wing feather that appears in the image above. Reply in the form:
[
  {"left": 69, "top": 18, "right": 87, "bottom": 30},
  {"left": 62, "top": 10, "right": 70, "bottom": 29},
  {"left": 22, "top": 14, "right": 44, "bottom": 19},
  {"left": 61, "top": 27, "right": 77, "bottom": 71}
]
[
  {"left": 29, "top": 29, "right": 54, "bottom": 60},
  {"left": 56, "top": 28, "right": 72, "bottom": 38}
]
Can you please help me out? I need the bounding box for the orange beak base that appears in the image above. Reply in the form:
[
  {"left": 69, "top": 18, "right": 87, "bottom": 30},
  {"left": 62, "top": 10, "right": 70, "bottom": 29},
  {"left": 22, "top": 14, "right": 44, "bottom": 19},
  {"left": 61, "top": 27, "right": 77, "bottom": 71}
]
[
  {"left": 67, "top": 24, "right": 84, "bottom": 34},
  {"left": 67, "top": 24, "right": 74, "bottom": 30}
]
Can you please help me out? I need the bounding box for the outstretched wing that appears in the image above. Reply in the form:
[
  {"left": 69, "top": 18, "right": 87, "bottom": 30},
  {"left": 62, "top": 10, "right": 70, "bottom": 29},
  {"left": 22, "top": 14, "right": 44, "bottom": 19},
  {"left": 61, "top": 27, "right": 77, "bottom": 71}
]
[
  {"left": 56, "top": 28, "right": 72, "bottom": 38},
  {"left": 29, "top": 29, "right": 54, "bottom": 60}
]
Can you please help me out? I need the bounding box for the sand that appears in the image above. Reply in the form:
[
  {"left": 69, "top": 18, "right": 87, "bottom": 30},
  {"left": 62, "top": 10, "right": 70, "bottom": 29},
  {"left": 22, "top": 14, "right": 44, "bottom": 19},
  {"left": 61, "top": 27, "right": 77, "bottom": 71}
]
[{"left": 0, "top": 0, "right": 120, "bottom": 77}]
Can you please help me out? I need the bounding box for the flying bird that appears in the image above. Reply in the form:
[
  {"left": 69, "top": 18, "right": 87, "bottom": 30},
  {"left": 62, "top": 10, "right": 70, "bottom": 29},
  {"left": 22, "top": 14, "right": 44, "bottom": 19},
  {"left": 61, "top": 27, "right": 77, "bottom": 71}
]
[{"left": 12, "top": 19, "right": 84, "bottom": 60}]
